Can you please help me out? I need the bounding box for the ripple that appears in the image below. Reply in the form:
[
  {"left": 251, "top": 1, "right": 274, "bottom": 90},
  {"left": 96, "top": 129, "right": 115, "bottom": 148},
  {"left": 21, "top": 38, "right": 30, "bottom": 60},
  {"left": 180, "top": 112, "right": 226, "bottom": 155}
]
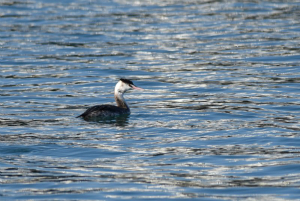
[{"left": 1, "top": 0, "right": 300, "bottom": 200}]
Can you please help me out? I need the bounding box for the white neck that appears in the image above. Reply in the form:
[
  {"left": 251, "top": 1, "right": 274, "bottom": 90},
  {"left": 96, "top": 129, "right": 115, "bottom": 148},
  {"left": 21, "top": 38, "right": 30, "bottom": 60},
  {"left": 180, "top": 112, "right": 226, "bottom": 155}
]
[{"left": 114, "top": 83, "right": 130, "bottom": 111}]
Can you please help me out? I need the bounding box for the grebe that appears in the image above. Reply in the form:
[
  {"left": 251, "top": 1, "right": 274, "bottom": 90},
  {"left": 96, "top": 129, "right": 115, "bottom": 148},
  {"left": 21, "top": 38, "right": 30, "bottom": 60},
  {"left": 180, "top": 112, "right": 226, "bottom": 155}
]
[{"left": 77, "top": 79, "right": 143, "bottom": 120}]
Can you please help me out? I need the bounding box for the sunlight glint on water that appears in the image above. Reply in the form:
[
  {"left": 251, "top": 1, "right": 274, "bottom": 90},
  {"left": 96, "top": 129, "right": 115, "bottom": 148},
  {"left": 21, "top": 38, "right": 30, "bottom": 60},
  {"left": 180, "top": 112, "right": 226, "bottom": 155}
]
[{"left": 0, "top": 0, "right": 300, "bottom": 200}]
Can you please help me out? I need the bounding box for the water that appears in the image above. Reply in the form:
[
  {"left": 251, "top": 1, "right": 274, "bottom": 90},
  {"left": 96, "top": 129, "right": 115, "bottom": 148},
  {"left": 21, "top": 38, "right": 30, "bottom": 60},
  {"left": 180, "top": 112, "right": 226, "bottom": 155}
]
[{"left": 1, "top": 0, "right": 300, "bottom": 200}]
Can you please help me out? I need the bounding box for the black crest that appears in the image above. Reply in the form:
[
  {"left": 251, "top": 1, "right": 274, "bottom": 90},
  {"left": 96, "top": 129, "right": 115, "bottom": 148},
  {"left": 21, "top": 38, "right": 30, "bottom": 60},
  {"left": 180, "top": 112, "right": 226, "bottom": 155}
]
[{"left": 120, "top": 78, "right": 133, "bottom": 85}]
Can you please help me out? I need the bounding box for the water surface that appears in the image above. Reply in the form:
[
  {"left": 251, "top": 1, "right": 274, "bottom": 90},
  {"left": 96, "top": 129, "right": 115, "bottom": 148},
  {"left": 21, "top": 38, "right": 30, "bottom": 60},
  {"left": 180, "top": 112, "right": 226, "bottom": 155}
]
[{"left": 1, "top": 0, "right": 300, "bottom": 200}]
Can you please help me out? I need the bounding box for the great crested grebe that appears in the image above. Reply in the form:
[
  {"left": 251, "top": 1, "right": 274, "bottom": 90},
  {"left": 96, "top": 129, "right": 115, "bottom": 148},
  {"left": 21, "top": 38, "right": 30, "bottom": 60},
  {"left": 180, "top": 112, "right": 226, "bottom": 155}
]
[{"left": 77, "top": 79, "right": 143, "bottom": 120}]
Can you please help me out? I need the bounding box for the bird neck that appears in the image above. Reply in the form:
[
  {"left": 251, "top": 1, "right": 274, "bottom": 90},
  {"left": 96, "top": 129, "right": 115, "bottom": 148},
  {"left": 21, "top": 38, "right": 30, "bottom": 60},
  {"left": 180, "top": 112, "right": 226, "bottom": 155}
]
[{"left": 114, "top": 91, "right": 130, "bottom": 111}]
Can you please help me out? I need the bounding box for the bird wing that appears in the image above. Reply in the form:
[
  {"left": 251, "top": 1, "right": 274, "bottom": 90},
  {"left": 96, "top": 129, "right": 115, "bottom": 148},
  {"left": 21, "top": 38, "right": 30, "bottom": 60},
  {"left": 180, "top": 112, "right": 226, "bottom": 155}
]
[{"left": 77, "top": 105, "right": 124, "bottom": 118}]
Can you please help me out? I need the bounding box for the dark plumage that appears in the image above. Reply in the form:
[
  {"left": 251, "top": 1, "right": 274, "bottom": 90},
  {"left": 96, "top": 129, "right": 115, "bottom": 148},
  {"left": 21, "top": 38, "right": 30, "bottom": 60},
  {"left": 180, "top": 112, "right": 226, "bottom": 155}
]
[
  {"left": 120, "top": 78, "right": 133, "bottom": 86},
  {"left": 77, "top": 105, "right": 129, "bottom": 119}
]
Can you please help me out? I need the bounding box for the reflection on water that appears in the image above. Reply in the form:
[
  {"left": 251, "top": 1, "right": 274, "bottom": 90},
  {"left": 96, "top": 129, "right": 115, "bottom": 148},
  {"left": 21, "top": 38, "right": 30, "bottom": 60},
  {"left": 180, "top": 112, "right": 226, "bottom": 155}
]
[
  {"left": 1, "top": 0, "right": 300, "bottom": 200},
  {"left": 79, "top": 113, "right": 130, "bottom": 127}
]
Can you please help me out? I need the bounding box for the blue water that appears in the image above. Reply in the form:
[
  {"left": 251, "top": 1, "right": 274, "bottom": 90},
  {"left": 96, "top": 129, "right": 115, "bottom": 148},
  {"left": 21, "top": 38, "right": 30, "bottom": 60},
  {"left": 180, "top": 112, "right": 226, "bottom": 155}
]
[{"left": 1, "top": 0, "right": 300, "bottom": 200}]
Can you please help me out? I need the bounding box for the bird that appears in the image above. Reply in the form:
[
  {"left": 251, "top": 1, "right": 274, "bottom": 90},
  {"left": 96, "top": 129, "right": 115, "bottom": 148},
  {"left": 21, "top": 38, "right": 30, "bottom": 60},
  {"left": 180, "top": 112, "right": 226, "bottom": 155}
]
[{"left": 77, "top": 79, "right": 143, "bottom": 120}]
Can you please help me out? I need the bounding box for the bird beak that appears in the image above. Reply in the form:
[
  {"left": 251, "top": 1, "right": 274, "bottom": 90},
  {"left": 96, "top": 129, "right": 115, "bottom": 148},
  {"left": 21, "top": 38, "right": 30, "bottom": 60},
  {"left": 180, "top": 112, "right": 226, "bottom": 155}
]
[{"left": 131, "top": 85, "right": 143, "bottom": 90}]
